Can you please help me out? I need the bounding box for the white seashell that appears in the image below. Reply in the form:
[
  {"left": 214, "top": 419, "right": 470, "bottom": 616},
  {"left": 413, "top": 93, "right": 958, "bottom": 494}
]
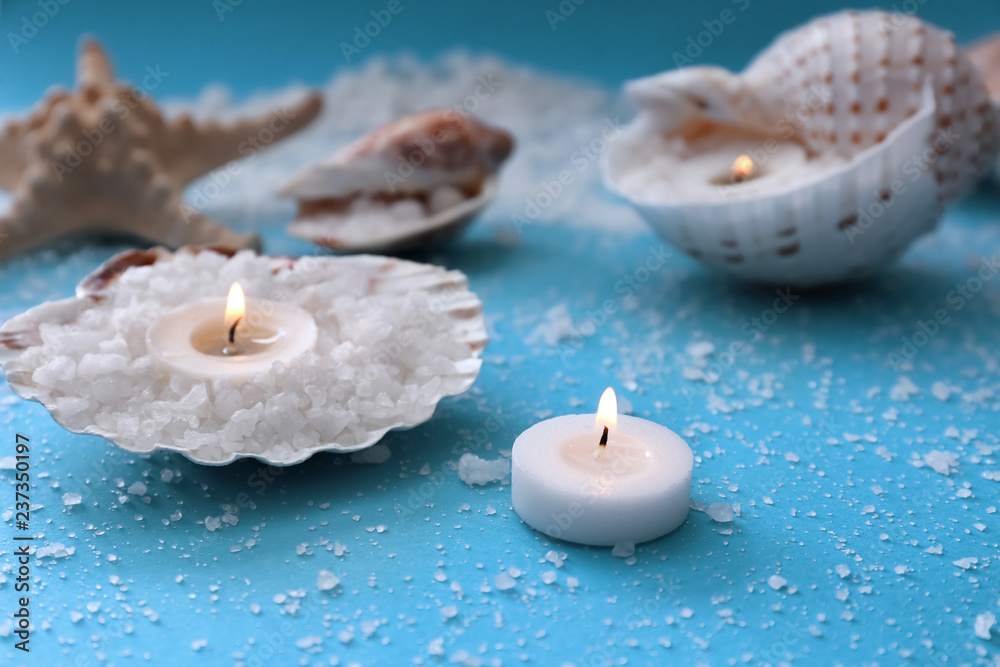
[
  {"left": 0, "top": 40, "right": 322, "bottom": 260},
  {"left": 0, "top": 246, "right": 488, "bottom": 466},
  {"left": 603, "top": 10, "right": 1000, "bottom": 286},
  {"left": 281, "top": 109, "right": 513, "bottom": 253}
]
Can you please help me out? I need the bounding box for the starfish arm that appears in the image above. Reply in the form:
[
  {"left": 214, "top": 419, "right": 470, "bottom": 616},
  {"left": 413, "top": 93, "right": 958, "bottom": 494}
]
[
  {"left": 77, "top": 40, "right": 115, "bottom": 89},
  {"left": 166, "top": 92, "right": 323, "bottom": 185}
]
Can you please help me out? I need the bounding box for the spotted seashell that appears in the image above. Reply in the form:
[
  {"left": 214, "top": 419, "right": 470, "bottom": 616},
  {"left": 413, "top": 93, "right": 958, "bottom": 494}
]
[
  {"left": 741, "top": 10, "right": 998, "bottom": 202},
  {"left": 602, "top": 11, "right": 1000, "bottom": 286},
  {"left": 281, "top": 110, "right": 513, "bottom": 253}
]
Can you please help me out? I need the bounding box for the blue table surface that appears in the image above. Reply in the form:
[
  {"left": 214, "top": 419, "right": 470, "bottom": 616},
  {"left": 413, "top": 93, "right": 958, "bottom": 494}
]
[{"left": 1, "top": 1, "right": 999, "bottom": 665}]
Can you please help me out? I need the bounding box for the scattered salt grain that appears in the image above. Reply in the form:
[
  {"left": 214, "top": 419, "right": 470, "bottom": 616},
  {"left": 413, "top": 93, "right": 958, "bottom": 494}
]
[
  {"left": 974, "top": 611, "right": 995, "bottom": 640},
  {"left": 924, "top": 450, "right": 959, "bottom": 476},
  {"left": 706, "top": 502, "right": 734, "bottom": 523},
  {"left": 127, "top": 481, "right": 147, "bottom": 496},
  {"left": 317, "top": 570, "right": 340, "bottom": 591},
  {"left": 494, "top": 573, "right": 516, "bottom": 591},
  {"left": 457, "top": 453, "right": 509, "bottom": 485},
  {"left": 61, "top": 492, "right": 82, "bottom": 507},
  {"left": 768, "top": 575, "right": 787, "bottom": 591},
  {"left": 612, "top": 541, "right": 635, "bottom": 558}
]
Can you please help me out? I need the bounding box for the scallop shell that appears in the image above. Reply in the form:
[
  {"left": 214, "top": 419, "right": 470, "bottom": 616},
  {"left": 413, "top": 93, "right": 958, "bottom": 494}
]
[
  {"left": 0, "top": 247, "right": 488, "bottom": 466},
  {"left": 281, "top": 109, "right": 513, "bottom": 253},
  {"left": 602, "top": 10, "right": 1000, "bottom": 286}
]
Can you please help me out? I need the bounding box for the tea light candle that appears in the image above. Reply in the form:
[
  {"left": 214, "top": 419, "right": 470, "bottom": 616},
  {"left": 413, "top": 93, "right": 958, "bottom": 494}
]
[
  {"left": 611, "top": 120, "right": 838, "bottom": 204},
  {"left": 511, "top": 388, "right": 693, "bottom": 546},
  {"left": 146, "top": 283, "right": 318, "bottom": 385}
]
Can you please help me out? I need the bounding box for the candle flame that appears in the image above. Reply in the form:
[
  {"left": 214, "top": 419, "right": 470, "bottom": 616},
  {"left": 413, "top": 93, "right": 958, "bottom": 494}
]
[
  {"left": 596, "top": 387, "right": 618, "bottom": 431},
  {"left": 225, "top": 282, "right": 245, "bottom": 328},
  {"left": 732, "top": 154, "right": 754, "bottom": 182}
]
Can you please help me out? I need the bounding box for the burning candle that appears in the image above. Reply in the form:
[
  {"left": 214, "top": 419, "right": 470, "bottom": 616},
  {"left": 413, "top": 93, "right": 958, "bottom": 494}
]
[
  {"left": 511, "top": 388, "right": 693, "bottom": 546},
  {"left": 146, "top": 282, "right": 318, "bottom": 385}
]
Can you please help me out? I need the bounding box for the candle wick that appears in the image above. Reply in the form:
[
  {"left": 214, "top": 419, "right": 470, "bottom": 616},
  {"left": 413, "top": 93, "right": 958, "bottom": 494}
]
[
  {"left": 599, "top": 426, "right": 609, "bottom": 448},
  {"left": 228, "top": 316, "right": 242, "bottom": 344}
]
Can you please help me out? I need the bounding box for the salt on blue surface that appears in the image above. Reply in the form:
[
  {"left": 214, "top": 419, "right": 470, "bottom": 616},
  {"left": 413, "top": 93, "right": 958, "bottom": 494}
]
[{"left": 0, "top": 47, "right": 997, "bottom": 667}]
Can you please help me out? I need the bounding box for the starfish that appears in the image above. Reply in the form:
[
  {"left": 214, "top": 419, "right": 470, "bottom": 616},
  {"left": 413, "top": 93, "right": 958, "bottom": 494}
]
[{"left": 0, "top": 40, "right": 322, "bottom": 260}]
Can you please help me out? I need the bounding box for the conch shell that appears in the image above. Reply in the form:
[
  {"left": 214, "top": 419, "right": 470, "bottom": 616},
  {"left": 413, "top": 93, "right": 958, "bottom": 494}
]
[
  {"left": 0, "top": 40, "right": 322, "bottom": 260},
  {"left": 603, "top": 10, "right": 1000, "bottom": 286},
  {"left": 281, "top": 109, "right": 513, "bottom": 253}
]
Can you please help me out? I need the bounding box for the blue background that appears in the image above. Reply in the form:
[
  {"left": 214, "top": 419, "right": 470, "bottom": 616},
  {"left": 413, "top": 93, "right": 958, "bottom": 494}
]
[{"left": 1, "top": 1, "right": 999, "bottom": 665}]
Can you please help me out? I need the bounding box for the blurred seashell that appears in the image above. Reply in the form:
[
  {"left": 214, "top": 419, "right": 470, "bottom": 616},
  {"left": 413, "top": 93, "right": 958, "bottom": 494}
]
[
  {"left": 603, "top": 10, "right": 1000, "bottom": 286},
  {"left": 970, "top": 32, "right": 1000, "bottom": 104},
  {"left": 281, "top": 109, "right": 513, "bottom": 253},
  {"left": 969, "top": 32, "right": 1000, "bottom": 184},
  {"left": 0, "top": 40, "right": 323, "bottom": 260}
]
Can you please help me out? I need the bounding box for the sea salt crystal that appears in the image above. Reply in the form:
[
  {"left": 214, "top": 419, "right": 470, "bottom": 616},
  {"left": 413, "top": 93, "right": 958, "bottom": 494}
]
[
  {"left": 540, "top": 571, "right": 557, "bottom": 585},
  {"left": 924, "top": 450, "right": 959, "bottom": 476},
  {"left": 127, "top": 482, "right": 147, "bottom": 496},
  {"left": 835, "top": 564, "right": 850, "bottom": 578},
  {"left": 62, "top": 492, "right": 82, "bottom": 507},
  {"left": 295, "top": 635, "right": 322, "bottom": 650},
  {"left": 974, "top": 611, "right": 995, "bottom": 640},
  {"left": 768, "top": 575, "right": 787, "bottom": 590},
  {"left": 457, "top": 453, "right": 509, "bottom": 485},
  {"left": 527, "top": 304, "right": 575, "bottom": 346},
  {"left": 612, "top": 541, "right": 635, "bottom": 558},
  {"left": 954, "top": 557, "right": 978, "bottom": 570},
  {"left": 441, "top": 605, "right": 458, "bottom": 619},
  {"left": 544, "top": 551, "right": 566, "bottom": 568},
  {"left": 317, "top": 570, "right": 340, "bottom": 591},
  {"left": 204, "top": 516, "right": 222, "bottom": 532},
  {"left": 706, "top": 502, "right": 734, "bottom": 523},
  {"left": 494, "top": 573, "right": 516, "bottom": 591}
]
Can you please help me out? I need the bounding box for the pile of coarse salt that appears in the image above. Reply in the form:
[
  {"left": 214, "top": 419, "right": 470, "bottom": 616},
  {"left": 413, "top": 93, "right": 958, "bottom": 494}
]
[{"left": 5, "top": 249, "right": 485, "bottom": 464}]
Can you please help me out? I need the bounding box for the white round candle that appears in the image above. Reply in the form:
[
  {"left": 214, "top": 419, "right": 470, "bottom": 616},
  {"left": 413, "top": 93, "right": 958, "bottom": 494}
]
[
  {"left": 511, "top": 390, "right": 693, "bottom": 546},
  {"left": 146, "top": 285, "right": 317, "bottom": 386}
]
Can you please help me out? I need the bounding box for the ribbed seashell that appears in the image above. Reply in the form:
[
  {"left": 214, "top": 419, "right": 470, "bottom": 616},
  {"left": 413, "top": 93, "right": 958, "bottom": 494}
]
[
  {"left": 281, "top": 109, "right": 513, "bottom": 253},
  {"left": 602, "top": 11, "right": 1000, "bottom": 286},
  {"left": 0, "top": 246, "right": 488, "bottom": 466}
]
